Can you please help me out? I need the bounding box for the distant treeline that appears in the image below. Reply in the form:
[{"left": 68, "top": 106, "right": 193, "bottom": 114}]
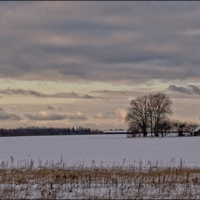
[{"left": 0, "top": 127, "right": 103, "bottom": 137}]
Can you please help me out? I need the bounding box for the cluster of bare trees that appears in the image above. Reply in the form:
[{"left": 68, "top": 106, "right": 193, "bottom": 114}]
[
  {"left": 172, "top": 120, "right": 197, "bottom": 136},
  {"left": 125, "top": 93, "right": 198, "bottom": 137}
]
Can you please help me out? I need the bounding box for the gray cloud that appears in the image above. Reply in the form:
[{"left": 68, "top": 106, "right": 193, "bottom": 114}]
[
  {"left": 0, "top": 89, "right": 95, "bottom": 99},
  {"left": 92, "top": 89, "right": 158, "bottom": 99},
  {"left": 93, "top": 113, "right": 112, "bottom": 119},
  {"left": 0, "top": 108, "right": 21, "bottom": 121},
  {"left": 168, "top": 85, "right": 192, "bottom": 95},
  {"left": 67, "top": 112, "right": 88, "bottom": 121},
  {"left": 93, "top": 90, "right": 132, "bottom": 96},
  {"left": 24, "top": 111, "right": 66, "bottom": 121},
  {"left": 168, "top": 85, "right": 200, "bottom": 95},
  {"left": 24, "top": 111, "right": 88, "bottom": 121},
  {"left": 47, "top": 105, "right": 54, "bottom": 110},
  {"left": 0, "top": 2, "right": 200, "bottom": 83},
  {"left": 188, "top": 85, "right": 200, "bottom": 95},
  {"left": 67, "top": 115, "right": 88, "bottom": 120},
  {"left": 0, "top": 89, "right": 45, "bottom": 97}
]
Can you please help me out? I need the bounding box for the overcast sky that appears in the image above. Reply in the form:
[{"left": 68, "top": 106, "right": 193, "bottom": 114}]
[{"left": 1, "top": 1, "right": 200, "bottom": 129}]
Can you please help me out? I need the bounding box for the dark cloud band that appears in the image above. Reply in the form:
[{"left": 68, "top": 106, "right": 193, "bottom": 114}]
[
  {"left": 168, "top": 85, "right": 200, "bottom": 95},
  {"left": 0, "top": 89, "right": 95, "bottom": 99}
]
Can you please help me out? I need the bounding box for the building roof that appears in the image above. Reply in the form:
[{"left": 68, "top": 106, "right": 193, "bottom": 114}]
[{"left": 193, "top": 125, "right": 200, "bottom": 132}]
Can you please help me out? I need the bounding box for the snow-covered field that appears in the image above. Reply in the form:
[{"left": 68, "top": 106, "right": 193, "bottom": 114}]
[{"left": 0, "top": 134, "right": 200, "bottom": 168}]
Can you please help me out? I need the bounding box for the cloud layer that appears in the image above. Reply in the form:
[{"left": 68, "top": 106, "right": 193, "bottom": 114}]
[
  {"left": 24, "top": 111, "right": 66, "bottom": 121},
  {"left": 168, "top": 85, "right": 200, "bottom": 95},
  {"left": 24, "top": 111, "right": 88, "bottom": 121},
  {"left": 1, "top": 2, "right": 200, "bottom": 83},
  {"left": 0, "top": 108, "right": 21, "bottom": 121},
  {"left": 0, "top": 88, "right": 95, "bottom": 99}
]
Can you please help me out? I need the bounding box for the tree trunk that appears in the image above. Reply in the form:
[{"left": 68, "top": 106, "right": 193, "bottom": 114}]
[
  {"left": 155, "top": 132, "right": 159, "bottom": 137},
  {"left": 143, "top": 132, "right": 147, "bottom": 137},
  {"left": 178, "top": 130, "right": 183, "bottom": 136}
]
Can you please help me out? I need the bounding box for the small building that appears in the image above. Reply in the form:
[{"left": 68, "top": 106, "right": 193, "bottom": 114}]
[{"left": 193, "top": 125, "right": 200, "bottom": 136}]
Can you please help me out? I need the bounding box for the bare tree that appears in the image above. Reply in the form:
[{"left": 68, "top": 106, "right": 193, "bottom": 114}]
[
  {"left": 172, "top": 120, "right": 187, "bottom": 136},
  {"left": 172, "top": 120, "right": 197, "bottom": 136},
  {"left": 127, "top": 126, "right": 141, "bottom": 137},
  {"left": 157, "top": 120, "right": 172, "bottom": 137},
  {"left": 148, "top": 93, "right": 173, "bottom": 136},
  {"left": 125, "top": 93, "right": 173, "bottom": 137},
  {"left": 125, "top": 95, "right": 149, "bottom": 137}
]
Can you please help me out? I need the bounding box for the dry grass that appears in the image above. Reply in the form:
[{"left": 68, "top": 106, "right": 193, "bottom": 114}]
[{"left": 0, "top": 158, "right": 200, "bottom": 199}]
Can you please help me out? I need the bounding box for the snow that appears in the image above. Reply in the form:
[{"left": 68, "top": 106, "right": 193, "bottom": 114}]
[{"left": 0, "top": 134, "right": 200, "bottom": 167}]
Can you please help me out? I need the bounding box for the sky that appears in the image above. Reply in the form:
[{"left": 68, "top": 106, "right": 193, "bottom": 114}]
[{"left": 0, "top": 1, "right": 200, "bottom": 130}]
